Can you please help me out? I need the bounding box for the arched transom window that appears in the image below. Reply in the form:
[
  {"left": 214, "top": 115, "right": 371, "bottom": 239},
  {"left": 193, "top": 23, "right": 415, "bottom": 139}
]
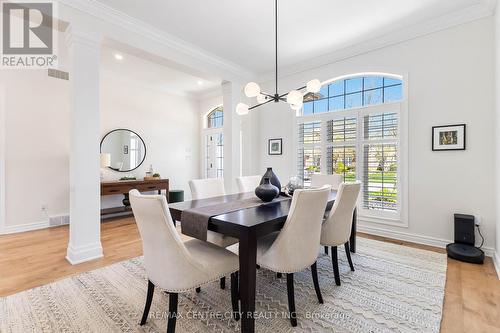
[
  {"left": 303, "top": 76, "right": 402, "bottom": 115},
  {"left": 207, "top": 106, "right": 223, "bottom": 128}
]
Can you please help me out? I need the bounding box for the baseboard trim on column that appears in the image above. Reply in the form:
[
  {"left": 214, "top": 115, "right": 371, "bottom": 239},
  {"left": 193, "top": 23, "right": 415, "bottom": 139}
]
[
  {"left": 494, "top": 251, "right": 500, "bottom": 280},
  {"left": 66, "top": 242, "right": 103, "bottom": 265}
]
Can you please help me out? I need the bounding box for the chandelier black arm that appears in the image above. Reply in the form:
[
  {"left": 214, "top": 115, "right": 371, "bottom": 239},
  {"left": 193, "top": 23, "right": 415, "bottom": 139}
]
[
  {"left": 260, "top": 92, "right": 276, "bottom": 98},
  {"left": 249, "top": 98, "right": 275, "bottom": 110}
]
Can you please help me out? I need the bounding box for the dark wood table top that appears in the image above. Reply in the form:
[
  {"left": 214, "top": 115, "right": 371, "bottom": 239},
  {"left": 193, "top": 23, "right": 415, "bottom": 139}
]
[
  {"left": 169, "top": 191, "right": 337, "bottom": 238},
  {"left": 168, "top": 189, "right": 347, "bottom": 333}
]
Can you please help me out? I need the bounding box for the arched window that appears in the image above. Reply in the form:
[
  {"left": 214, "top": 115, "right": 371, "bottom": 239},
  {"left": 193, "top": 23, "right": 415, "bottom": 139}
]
[
  {"left": 297, "top": 74, "right": 406, "bottom": 224},
  {"left": 207, "top": 106, "right": 223, "bottom": 128},
  {"left": 303, "top": 76, "right": 402, "bottom": 115}
]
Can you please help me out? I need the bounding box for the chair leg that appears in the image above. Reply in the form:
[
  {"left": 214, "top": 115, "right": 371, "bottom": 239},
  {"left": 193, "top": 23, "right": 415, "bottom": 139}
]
[
  {"left": 344, "top": 242, "right": 355, "bottom": 271},
  {"left": 276, "top": 272, "right": 282, "bottom": 278},
  {"left": 324, "top": 246, "right": 329, "bottom": 255},
  {"left": 140, "top": 280, "right": 155, "bottom": 325},
  {"left": 167, "top": 293, "right": 178, "bottom": 333},
  {"left": 220, "top": 277, "right": 226, "bottom": 289},
  {"left": 331, "top": 246, "right": 341, "bottom": 286},
  {"left": 195, "top": 287, "right": 201, "bottom": 293},
  {"left": 230, "top": 272, "right": 240, "bottom": 321},
  {"left": 286, "top": 273, "right": 298, "bottom": 327},
  {"left": 311, "top": 262, "right": 323, "bottom": 304}
]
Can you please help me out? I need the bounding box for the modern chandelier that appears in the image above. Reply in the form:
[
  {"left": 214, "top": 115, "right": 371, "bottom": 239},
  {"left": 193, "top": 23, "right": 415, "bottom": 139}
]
[{"left": 236, "top": 0, "right": 322, "bottom": 115}]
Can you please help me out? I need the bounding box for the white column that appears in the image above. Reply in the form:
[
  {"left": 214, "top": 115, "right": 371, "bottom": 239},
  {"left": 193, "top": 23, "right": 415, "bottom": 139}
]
[
  {"left": 494, "top": 8, "right": 500, "bottom": 278},
  {"left": 65, "top": 26, "right": 103, "bottom": 264},
  {"left": 222, "top": 81, "right": 242, "bottom": 193},
  {"left": 0, "top": 84, "right": 5, "bottom": 234}
]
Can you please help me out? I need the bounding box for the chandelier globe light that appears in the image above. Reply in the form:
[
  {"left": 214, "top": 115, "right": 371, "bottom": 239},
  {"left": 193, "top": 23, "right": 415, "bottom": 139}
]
[
  {"left": 237, "top": 0, "right": 322, "bottom": 115},
  {"left": 286, "top": 90, "right": 303, "bottom": 106},
  {"left": 244, "top": 82, "right": 261, "bottom": 98},
  {"left": 236, "top": 102, "right": 250, "bottom": 116},
  {"left": 306, "top": 79, "right": 322, "bottom": 93}
]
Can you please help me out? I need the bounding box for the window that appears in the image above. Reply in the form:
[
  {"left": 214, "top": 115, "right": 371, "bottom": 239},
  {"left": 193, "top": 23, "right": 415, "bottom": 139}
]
[
  {"left": 207, "top": 106, "right": 223, "bottom": 128},
  {"left": 326, "top": 117, "right": 357, "bottom": 182},
  {"left": 303, "top": 76, "right": 403, "bottom": 115},
  {"left": 204, "top": 106, "right": 224, "bottom": 178},
  {"left": 297, "top": 74, "right": 405, "bottom": 223},
  {"left": 362, "top": 113, "right": 398, "bottom": 212},
  {"left": 298, "top": 121, "right": 321, "bottom": 186}
]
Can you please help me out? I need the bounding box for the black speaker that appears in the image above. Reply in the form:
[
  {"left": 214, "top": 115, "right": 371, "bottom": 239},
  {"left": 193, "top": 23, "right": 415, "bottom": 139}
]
[
  {"left": 454, "top": 214, "right": 475, "bottom": 245},
  {"left": 447, "top": 213, "right": 484, "bottom": 264}
]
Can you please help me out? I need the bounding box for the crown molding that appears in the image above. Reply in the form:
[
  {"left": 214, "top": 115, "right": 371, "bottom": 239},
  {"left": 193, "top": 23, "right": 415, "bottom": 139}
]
[
  {"left": 258, "top": 0, "right": 497, "bottom": 83},
  {"left": 484, "top": 0, "right": 498, "bottom": 11},
  {"left": 57, "top": 0, "right": 255, "bottom": 81},
  {"left": 64, "top": 24, "right": 102, "bottom": 49}
]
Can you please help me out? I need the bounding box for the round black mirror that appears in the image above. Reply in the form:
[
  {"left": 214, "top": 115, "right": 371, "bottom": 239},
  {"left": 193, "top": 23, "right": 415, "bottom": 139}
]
[{"left": 100, "top": 129, "right": 146, "bottom": 172}]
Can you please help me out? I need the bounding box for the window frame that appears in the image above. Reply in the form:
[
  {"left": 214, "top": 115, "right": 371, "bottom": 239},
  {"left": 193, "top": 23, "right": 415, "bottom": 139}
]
[
  {"left": 206, "top": 106, "right": 224, "bottom": 129},
  {"left": 203, "top": 106, "right": 224, "bottom": 179},
  {"left": 303, "top": 76, "right": 403, "bottom": 115},
  {"left": 294, "top": 74, "right": 408, "bottom": 227}
]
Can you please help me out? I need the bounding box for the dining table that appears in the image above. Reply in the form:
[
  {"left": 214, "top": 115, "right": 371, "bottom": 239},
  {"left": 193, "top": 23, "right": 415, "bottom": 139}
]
[{"left": 169, "top": 190, "right": 357, "bottom": 333}]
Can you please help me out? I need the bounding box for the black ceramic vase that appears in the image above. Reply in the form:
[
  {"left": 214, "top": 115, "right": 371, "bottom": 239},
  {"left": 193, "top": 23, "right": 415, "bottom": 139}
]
[
  {"left": 255, "top": 177, "right": 279, "bottom": 202},
  {"left": 260, "top": 167, "right": 281, "bottom": 197}
]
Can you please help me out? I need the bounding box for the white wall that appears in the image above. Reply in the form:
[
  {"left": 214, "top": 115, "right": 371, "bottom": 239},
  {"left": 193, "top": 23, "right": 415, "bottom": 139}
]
[
  {"left": 0, "top": 69, "right": 70, "bottom": 231},
  {"left": 100, "top": 71, "right": 201, "bottom": 207},
  {"left": 0, "top": 55, "right": 202, "bottom": 230},
  {"left": 494, "top": 7, "right": 500, "bottom": 273},
  {"left": 252, "top": 17, "right": 496, "bottom": 251}
]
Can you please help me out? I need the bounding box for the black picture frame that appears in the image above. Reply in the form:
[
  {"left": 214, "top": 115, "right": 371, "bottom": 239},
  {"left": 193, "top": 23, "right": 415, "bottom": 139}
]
[
  {"left": 268, "top": 138, "right": 282, "bottom": 155},
  {"left": 432, "top": 124, "right": 466, "bottom": 151}
]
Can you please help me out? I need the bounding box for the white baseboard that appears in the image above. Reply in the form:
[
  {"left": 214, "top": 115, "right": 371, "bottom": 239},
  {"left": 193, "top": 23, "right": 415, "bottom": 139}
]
[
  {"left": 0, "top": 220, "right": 49, "bottom": 235},
  {"left": 493, "top": 252, "right": 500, "bottom": 280},
  {"left": 0, "top": 214, "right": 70, "bottom": 235},
  {"left": 358, "top": 224, "right": 496, "bottom": 257},
  {"left": 66, "top": 242, "right": 103, "bottom": 265}
]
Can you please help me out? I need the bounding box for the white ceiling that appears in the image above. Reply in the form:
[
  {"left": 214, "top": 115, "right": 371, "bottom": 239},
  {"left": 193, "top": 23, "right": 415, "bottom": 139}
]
[
  {"left": 96, "top": 0, "right": 484, "bottom": 74},
  {"left": 100, "top": 46, "right": 221, "bottom": 97}
]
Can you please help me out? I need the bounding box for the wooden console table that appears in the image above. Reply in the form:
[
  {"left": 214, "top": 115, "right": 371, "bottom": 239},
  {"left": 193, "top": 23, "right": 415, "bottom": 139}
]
[{"left": 100, "top": 179, "right": 169, "bottom": 218}]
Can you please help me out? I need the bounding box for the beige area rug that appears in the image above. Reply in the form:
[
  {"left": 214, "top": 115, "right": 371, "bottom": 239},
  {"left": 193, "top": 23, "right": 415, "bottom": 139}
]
[{"left": 0, "top": 238, "right": 447, "bottom": 333}]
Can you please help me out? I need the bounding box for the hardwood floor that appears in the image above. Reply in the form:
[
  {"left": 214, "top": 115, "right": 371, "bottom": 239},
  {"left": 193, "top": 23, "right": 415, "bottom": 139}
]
[{"left": 0, "top": 218, "right": 499, "bottom": 332}]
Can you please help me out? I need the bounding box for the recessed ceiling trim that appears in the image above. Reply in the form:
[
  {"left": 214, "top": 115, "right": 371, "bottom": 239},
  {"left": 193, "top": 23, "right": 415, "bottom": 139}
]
[
  {"left": 58, "top": 0, "right": 255, "bottom": 80},
  {"left": 101, "top": 68, "right": 198, "bottom": 99},
  {"left": 258, "top": 0, "right": 496, "bottom": 83},
  {"left": 196, "top": 86, "right": 224, "bottom": 101}
]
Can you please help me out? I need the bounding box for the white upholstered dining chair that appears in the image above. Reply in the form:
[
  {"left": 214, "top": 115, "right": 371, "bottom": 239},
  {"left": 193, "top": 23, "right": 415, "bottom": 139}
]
[
  {"left": 320, "top": 182, "right": 361, "bottom": 286},
  {"left": 129, "top": 190, "right": 240, "bottom": 333},
  {"left": 310, "top": 173, "right": 342, "bottom": 190},
  {"left": 189, "top": 178, "right": 226, "bottom": 200},
  {"left": 310, "top": 173, "right": 345, "bottom": 255},
  {"left": 188, "top": 178, "right": 239, "bottom": 289},
  {"left": 188, "top": 179, "right": 238, "bottom": 248},
  {"left": 256, "top": 185, "right": 331, "bottom": 327},
  {"left": 236, "top": 175, "right": 262, "bottom": 193}
]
